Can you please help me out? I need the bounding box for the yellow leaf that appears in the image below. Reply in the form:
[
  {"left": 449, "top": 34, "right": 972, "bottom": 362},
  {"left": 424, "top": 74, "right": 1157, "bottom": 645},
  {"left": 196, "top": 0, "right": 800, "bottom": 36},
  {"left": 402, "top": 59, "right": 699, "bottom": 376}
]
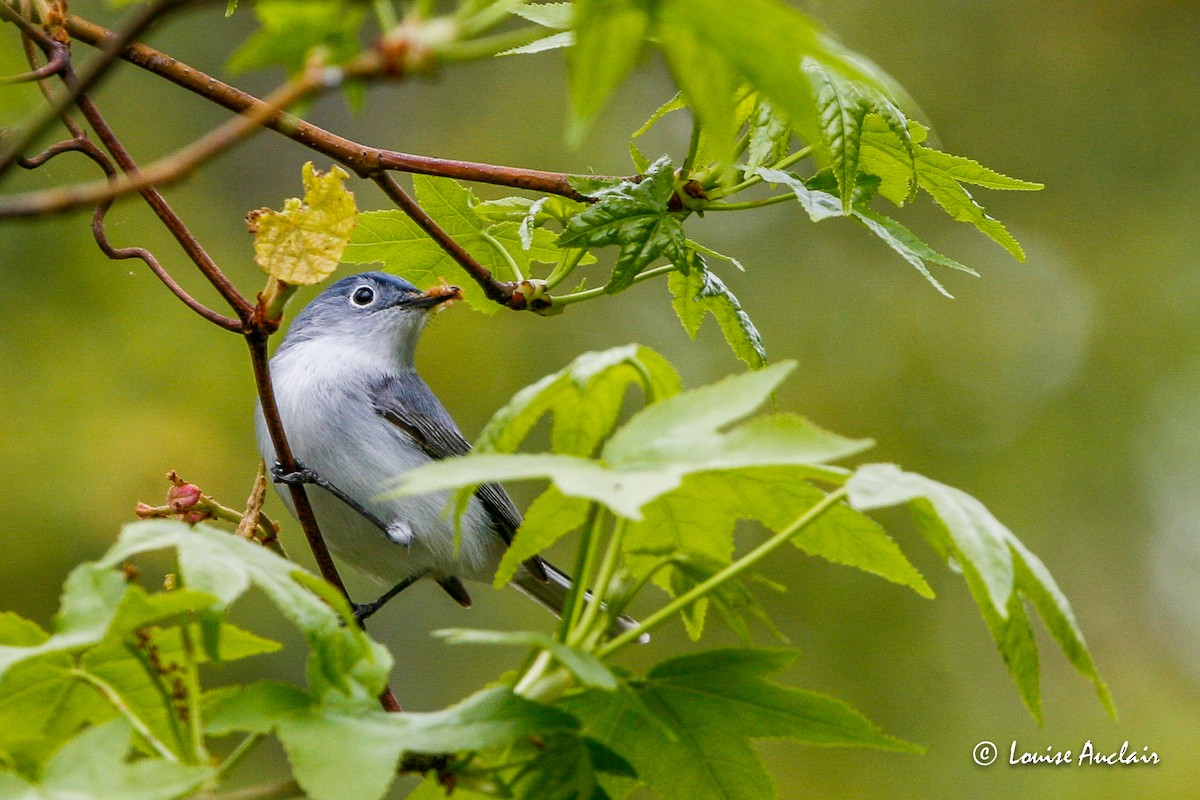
[{"left": 249, "top": 163, "right": 357, "bottom": 285}]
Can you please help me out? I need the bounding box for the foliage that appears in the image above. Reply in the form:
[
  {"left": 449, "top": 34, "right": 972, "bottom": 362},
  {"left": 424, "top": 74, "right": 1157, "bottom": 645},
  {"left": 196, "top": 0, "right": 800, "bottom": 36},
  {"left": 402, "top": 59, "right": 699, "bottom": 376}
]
[
  {"left": 0, "top": 1, "right": 1105, "bottom": 799},
  {"left": 0, "top": 348, "right": 1109, "bottom": 800}
]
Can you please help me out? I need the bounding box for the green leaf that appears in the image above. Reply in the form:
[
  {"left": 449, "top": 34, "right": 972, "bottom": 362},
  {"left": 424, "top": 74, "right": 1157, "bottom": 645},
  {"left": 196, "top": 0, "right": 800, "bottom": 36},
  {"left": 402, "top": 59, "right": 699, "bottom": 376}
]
[
  {"left": 509, "top": 732, "right": 634, "bottom": 800},
  {"left": 97, "top": 521, "right": 391, "bottom": 702},
  {"left": 494, "top": 487, "right": 591, "bottom": 587},
  {"left": 668, "top": 258, "right": 766, "bottom": 368},
  {"left": 210, "top": 684, "right": 579, "bottom": 800},
  {"left": 847, "top": 465, "right": 1013, "bottom": 614},
  {"left": 344, "top": 176, "right": 545, "bottom": 315},
  {"left": 1008, "top": 536, "right": 1115, "bottom": 717},
  {"left": 0, "top": 564, "right": 126, "bottom": 685},
  {"left": 649, "top": 0, "right": 891, "bottom": 159},
  {"left": 847, "top": 464, "right": 1113, "bottom": 719},
  {"left": 802, "top": 59, "right": 913, "bottom": 212},
  {"left": 624, "top": 467, "right": 931, "bottom": 639},
  {"left": 631, "top": 92, "right": 686, "bottom": 139},
  {"left": 206, "top": 682, "right": 406, "bottom": 800},
  {"left": 803, "top": 59, "right": 869, "bottom": 211},
  {"left": 754, "top": 167, "right": 843, "bottom": 222},
  {"left": 665, "top": 553, "right": 783, "bottom": 642},
  {"left": 858, "top": 114, "right": 1042, "bottom": 259},
  {"left": 501, "top": 30, "right": 576, "bottom": 56},
  {"left": 857, "top": 114, "right": 920, "bottom": 206},
  {"left": 472, "top": 195, "right": 588, "bottom": 231},
  {"left": 397, "top": 685, "right": 581, "bottom": 754},
  {"left": 557, "top": 158, "right": 686, "bottom": 292},
  {"left": 2, "top": 718, "right": 211, "bottom": 800},
  {"left": 568, "top": 0, "right": 650, "bottom": 140},
  {"left": 561, "top": 649, "right": 917, "bottom": 800},
  {"left": 744, "top": 98, "right": 793, "bottom": 172},
  {"left": 654, "top": 3, "right": 739, "bottom": 167},
  {"left": 601, "top": 362, "right": 796, "bottom": 464},
  {"left": 435, "top": 629, "right": 618, "bottom": 690},
  {"left": 0, "top": 613, "right": 47, "bottom": 647},
  {"left": 0, "top": 654, "right": 110, "bottom": 778},
  {"left": 394, "top": 363, "right": 866, "bottom": 520},
  {"left": 851, "top": 207, "right": 976, "bottom": 298},
  {"left": 228, "top": 0, "right": 364, "bottom": 75},
  {"left": 912, "top": 154, "right": 1030, "bottom": 261},
  {"left": 514, "top": 2, "right": 573, "bottom": 28},
  {"left": 476, "top": 344, "right": 681, "bottom": 458}
]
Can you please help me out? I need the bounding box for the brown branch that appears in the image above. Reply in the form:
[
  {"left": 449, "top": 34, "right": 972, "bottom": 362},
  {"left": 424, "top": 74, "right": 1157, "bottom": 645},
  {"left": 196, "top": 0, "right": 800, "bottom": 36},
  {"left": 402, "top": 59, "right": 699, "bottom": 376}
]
[
  {"left": 72, "top": 90, "right": 255, "bottom": 325},
  {"left": 8, "top": 0, "right": 405, "bottom": 714},
  {"left": 0, "top": 48, "right": 67, "bottom": 84},
  {"left": 11, "top": 15, "right": 251, "bottom": 328},
  {"left": 63, "top": 14, "right": 612, "bottom": 201},
  {"left": 0, "top": 72, "right": 324, "bottom": 218},
  {"left": 0, "top": 0, "right": 196, "bottom": 173},
  {"left": 245, "top": 329, "right": 404, "bottom": 714},
  {"left": 372, "top": 172, "right": 523, "bottom": 309}
]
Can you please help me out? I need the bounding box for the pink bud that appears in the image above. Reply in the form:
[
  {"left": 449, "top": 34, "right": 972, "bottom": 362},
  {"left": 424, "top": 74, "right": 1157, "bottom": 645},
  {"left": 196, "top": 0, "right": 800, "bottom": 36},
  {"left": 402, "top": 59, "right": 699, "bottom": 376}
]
[
  {"left": 182, "top": 509, "right": 211, "bottom": 525},
  {"left": 167, "top": 482, "right": 202, "bottom": 513}
]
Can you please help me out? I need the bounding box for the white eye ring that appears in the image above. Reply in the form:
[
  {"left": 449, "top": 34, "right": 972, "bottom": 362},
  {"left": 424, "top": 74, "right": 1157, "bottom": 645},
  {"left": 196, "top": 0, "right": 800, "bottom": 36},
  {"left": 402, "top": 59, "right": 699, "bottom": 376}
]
[{"left": 350, "top": 285, "right": 376, "bottom": 306}]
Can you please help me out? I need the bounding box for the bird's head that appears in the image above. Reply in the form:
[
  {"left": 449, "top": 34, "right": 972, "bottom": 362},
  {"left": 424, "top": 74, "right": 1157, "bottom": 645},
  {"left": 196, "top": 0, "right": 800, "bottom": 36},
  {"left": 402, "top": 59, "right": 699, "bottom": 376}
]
[{"left": 278, "top": 272, "right": 461, "bottom": 366}]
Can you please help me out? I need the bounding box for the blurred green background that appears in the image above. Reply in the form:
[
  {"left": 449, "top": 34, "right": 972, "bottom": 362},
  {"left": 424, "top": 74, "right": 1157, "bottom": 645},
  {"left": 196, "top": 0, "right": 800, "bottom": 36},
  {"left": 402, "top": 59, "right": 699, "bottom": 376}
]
[{"left": 2, "top": 1, "right": 1199, "bottom": 797}]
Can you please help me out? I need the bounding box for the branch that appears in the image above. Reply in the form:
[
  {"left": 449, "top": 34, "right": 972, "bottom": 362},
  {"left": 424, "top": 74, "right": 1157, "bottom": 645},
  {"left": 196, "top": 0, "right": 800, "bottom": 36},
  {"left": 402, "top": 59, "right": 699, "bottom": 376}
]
[
  {"left": 63, "top": 14, "right": 617, "bottom": 200},
  {"left": 0, "top": 70, "right": 325, "bottom": 217},
  {"left": 244, "top": 330, "right": 403, "bottom": 713},
  {"left": 71, "top": 90, "right": 255, "bottom": 325},
  {"left": 0, "top": 0, "right": 195, "bottom": 173},
  {"left": 372, "top": 172, "right": 522, "bottom": 309}
]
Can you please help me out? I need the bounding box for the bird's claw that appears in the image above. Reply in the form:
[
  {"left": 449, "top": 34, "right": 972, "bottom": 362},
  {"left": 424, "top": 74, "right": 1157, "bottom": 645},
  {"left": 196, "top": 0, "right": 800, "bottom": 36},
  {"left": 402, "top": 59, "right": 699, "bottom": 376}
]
[{"left": 270, "top": 460, "right": 320, "bottom": 486}]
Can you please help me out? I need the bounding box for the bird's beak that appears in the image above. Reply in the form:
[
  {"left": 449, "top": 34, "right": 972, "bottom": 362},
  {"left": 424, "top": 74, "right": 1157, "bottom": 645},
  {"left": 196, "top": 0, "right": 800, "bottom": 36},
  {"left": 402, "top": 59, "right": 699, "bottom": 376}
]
[{"left": 399, "top": 283, "right": 463, "bottom": 311}]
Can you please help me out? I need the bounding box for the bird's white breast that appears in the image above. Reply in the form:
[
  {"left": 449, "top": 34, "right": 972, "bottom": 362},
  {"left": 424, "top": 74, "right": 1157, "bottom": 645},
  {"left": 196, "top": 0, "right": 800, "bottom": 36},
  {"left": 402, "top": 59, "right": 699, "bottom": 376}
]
[{"left": 255, "top": 339, "right": 502, "bottom": 585}]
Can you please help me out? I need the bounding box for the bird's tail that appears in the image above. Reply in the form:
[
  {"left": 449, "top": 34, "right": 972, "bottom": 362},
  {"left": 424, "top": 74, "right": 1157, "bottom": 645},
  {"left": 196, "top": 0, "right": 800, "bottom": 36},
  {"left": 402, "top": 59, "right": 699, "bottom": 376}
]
[{"left": 512, "top": 559, "right": 647, "bottom": 643}]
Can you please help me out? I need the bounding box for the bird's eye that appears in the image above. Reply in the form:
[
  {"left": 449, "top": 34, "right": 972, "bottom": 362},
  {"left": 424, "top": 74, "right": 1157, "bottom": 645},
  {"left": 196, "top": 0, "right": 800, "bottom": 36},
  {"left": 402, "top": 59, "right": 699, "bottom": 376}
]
[{"left": 350, "top": 286, "right": 375, "bottom": 306}]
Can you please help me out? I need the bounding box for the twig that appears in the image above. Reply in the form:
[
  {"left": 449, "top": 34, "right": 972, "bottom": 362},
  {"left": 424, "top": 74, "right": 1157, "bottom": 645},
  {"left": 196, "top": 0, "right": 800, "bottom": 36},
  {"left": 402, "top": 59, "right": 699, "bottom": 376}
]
[
  {"left": 0, "top": 71, "right": 325, "bottom": 218},
  {"left": 372, "top": 172, "right": 521, "bottom": 309},
  {"left": 73, "top": 91, "right": 253, "bottom": 326},
  {"left": 0, "top": 0, "right": 196, "bottom": 173},
  {"left": 63, "top": 14, "right": 619, "bottom": 201},
  {"left": 244, "top": 331, "right": 405, "bottom": 714}
]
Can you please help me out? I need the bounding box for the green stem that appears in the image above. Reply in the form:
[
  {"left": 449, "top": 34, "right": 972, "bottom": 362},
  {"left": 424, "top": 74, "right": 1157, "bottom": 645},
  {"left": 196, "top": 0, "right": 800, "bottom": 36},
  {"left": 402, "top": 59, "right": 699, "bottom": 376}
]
[
  {"left": 177, "top": 622, "right": 208, "bottom": 763},
  {"left": 123, "top": 638, "right": 189, "bottom": 757},
  {"left": 680, "top": 113, "right": 703, "bottom": 175},
  {"left": 707, "top": 146, "right": 813, "bottom": 199},
  {"left": 557, "top": 503, "right": 600, "bottom": 642},
  {"left": 71, "top": 669, "right": 178, "bottom": 761},
  {"left": 436, "top": 25, "right": 547, "bottom": 63},
  {"left": 570, "top": 518, "right": 626, "bottom": 648},
  {"left": 513, "top": 650, "right": 553, "bottom": 696},
  {"left": 551, "top": 262, "right": 681, "bottom": 308},
  {"left": 217, "top": 734, "right": 264, "bottom": 780},
  {"left": 597, "top": 487, "right": 850, "bottom": 657},
  {"left": 459, "top": 0, "right": 526, "bottom": 36},
  {"left": 544, "top": 246, "right": 588, "bottom": 290},
  {"left": 480, "top": 226, "right": 524, "bottom": 282},
  {"left": 705, "top": 194, "right": 796, "bottom": 211}
]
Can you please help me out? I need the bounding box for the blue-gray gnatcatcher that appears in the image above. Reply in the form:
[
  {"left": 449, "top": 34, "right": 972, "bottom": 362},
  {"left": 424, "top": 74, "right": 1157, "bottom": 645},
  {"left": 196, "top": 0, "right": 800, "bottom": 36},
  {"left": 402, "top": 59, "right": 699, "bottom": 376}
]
[{"left": 255, "top": 271, "right": 631, "bottom": 631}]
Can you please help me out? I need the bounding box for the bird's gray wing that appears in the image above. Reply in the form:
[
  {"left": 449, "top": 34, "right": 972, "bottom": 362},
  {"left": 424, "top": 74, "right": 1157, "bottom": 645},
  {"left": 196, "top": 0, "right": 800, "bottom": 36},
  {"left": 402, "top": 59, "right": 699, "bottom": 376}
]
[{"left": 368, "top": 372, "right": 547, "bottom": 580}]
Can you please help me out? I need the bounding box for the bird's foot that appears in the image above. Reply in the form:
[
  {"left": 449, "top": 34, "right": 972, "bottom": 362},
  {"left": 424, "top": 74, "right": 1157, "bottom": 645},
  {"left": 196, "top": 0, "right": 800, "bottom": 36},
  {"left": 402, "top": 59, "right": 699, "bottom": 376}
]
[{"left": 270, "top": 460, "right": 321, "bottom": 487}]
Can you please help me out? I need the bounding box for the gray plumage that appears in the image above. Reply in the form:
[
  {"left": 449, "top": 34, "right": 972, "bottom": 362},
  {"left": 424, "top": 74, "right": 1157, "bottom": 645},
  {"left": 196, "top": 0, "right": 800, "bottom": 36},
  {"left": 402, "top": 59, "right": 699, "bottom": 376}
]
[{"left": 254, "top": 272, "right": 572, "bottom": 620}]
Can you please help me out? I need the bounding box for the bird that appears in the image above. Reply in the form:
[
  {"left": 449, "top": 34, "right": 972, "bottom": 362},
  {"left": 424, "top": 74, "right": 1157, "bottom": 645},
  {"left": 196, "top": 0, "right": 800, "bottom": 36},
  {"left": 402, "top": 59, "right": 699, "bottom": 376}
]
[{"left": 254, "top": 271, "right": 629, "bottom": 632}]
